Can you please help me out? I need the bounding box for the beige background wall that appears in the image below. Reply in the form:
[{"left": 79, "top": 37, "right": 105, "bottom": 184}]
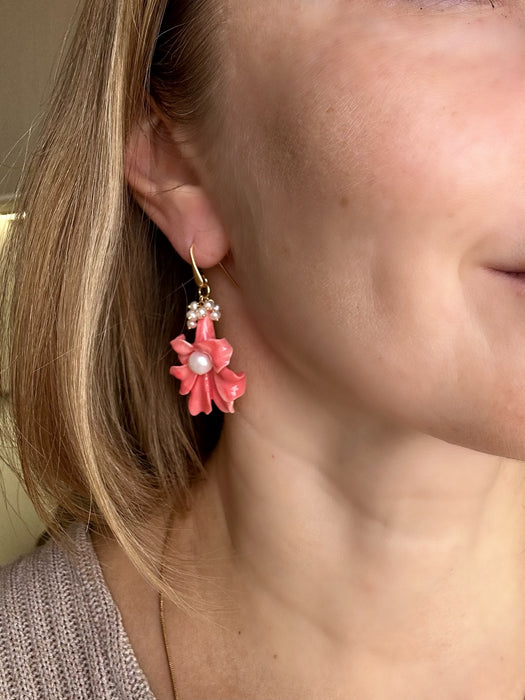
[
  {"left": 1, "top": 1, "right": 78, "bottom": 564},
  {"left": 1, "top": 0, "right": 77, "bottom": 199}
]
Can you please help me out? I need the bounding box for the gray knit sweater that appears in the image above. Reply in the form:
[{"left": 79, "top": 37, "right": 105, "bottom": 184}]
[{"left": 0, "top": 521, "right": 157, "bottom": 699}]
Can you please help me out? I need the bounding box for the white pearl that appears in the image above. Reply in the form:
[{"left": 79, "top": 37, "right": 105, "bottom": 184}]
[
  {"left": 197, "top": 307, "right": 207, "bottom": 319},
  {"left": 187, "top": 321, "right": 197, "bottom": 329},
  {"left": 189, "top": 301, "right": 199, "bottom": 311},
  {"left": 210, "top": 311, "right": 220, "bottom": 321},
  {"left": 188, "top": 351, "right": 213, "bottom": 375},
  {"left": 213, "top": 304, "right": 220, "bottom": 312},
  {"left": 186, "top": 311, "right": 197, "bottom": 321},
  {"left": 203, "top": 300, "right": 214, "bottom": 311}
]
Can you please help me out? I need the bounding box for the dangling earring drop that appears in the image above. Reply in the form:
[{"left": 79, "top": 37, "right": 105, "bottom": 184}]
[{"left": 169, "top": 245, "right": 246, "bottom": 416}]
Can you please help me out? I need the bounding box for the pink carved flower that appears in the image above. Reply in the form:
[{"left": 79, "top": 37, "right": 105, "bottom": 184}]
[{"left": 169, "top": 315, "right": 246, "bottom": 416}]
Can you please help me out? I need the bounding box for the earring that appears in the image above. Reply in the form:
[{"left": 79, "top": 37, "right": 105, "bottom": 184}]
[{"left": 169, "top": 245, "right": 246, "bottom": 416}]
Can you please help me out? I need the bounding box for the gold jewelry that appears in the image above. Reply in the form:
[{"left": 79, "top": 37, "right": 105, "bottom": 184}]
[
  {"left": 189, "top": 243, "right": 240, "bottom": 290},
  {"left": 159, "top": 507, "right": 179, "bottom": 700}
]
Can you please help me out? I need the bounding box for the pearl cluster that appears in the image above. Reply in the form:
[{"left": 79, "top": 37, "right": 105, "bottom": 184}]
[{"left": 186, "top": 298, "right": 222, "bottom": 329}]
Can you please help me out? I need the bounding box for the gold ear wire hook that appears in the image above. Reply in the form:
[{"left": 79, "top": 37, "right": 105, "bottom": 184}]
[
  {"left": 189, "top": 243, "right": 207, "bottom": 288},
  {"left": 189, "top": 243, "right": 240, "bottom": 290},
  {"left": 218, "top": 261, "right": 240, "bottom": 289}
]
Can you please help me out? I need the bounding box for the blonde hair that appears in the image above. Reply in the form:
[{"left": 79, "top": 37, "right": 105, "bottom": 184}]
[{"left": 0, "top": 0, "right": 227, "bottom": 603}]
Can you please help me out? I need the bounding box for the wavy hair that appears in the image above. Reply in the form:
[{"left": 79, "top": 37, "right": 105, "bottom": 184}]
[{"left": 0, "top": 0, "right": 227, "bottom": 604}]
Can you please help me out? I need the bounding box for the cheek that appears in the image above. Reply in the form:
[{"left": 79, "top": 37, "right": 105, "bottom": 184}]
[
  {"left": 234, "top": 72, "right": 472, "bottom": 408},
  {"left": 227, "top": 11, "right": 525, "bottom": 455}
]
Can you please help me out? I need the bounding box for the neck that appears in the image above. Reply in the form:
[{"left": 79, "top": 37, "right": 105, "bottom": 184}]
[{"left": 169, "top": 400, "right": 525, "bottom": 697}]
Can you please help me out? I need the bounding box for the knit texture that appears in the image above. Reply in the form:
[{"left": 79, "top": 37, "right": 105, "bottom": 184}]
[{"left": 0, "top": 521, "right": 157, "bottom": 699}]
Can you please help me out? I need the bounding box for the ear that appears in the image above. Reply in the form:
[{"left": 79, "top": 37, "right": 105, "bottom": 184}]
[{"left": 124, "top": 104, "right": 229, "bottom": 268}]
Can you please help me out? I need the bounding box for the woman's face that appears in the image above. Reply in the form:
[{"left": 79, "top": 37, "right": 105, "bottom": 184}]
[{"left": 216, "top": 0, "right": 525, "bottom": 457}]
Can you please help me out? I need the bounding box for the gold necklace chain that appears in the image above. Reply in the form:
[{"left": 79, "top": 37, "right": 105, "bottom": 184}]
[{"left": 159, "top": 507, "right": 179, "bottom": 700}]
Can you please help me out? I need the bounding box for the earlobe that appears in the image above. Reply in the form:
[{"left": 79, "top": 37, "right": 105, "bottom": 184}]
[{"left": 124, "top": 109, "right": 230, "bottom": 268}]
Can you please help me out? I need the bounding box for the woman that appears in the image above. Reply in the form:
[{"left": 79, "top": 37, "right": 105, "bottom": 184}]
[{"left": 2, "top": 0, "right": 525, "bottom": 697}]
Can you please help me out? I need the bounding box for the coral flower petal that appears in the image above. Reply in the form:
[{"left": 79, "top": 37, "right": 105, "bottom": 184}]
[
  {"left": 188, "top": 375, "right": 213, "bottom": 416},
  {"left": 170, "top": 335, "right": 195, "bottom": 363},
  {"left": 195, "top": 338, "right": 233, "bottom": 372},
  {"left": 170, "top": 364, "right": 198, "bottom": 395},
  {"left": 209, "top": 389, "right": 233, "bottom": 414},
  {"left": 213, "top": 367, "right": 247, "bottom": 404},
  {"left": 195, "top": 315, "right": 216, "bottom": 342}
]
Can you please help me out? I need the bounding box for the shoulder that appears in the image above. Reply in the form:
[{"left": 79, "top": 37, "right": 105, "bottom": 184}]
[{"left": 0, "top": 522, "right": 155, "bottom": 699}]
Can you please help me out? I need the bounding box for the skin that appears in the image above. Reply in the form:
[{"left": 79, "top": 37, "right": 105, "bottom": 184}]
[{"left": 97, "top": 0, "right": 525, "bottom": 697}]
